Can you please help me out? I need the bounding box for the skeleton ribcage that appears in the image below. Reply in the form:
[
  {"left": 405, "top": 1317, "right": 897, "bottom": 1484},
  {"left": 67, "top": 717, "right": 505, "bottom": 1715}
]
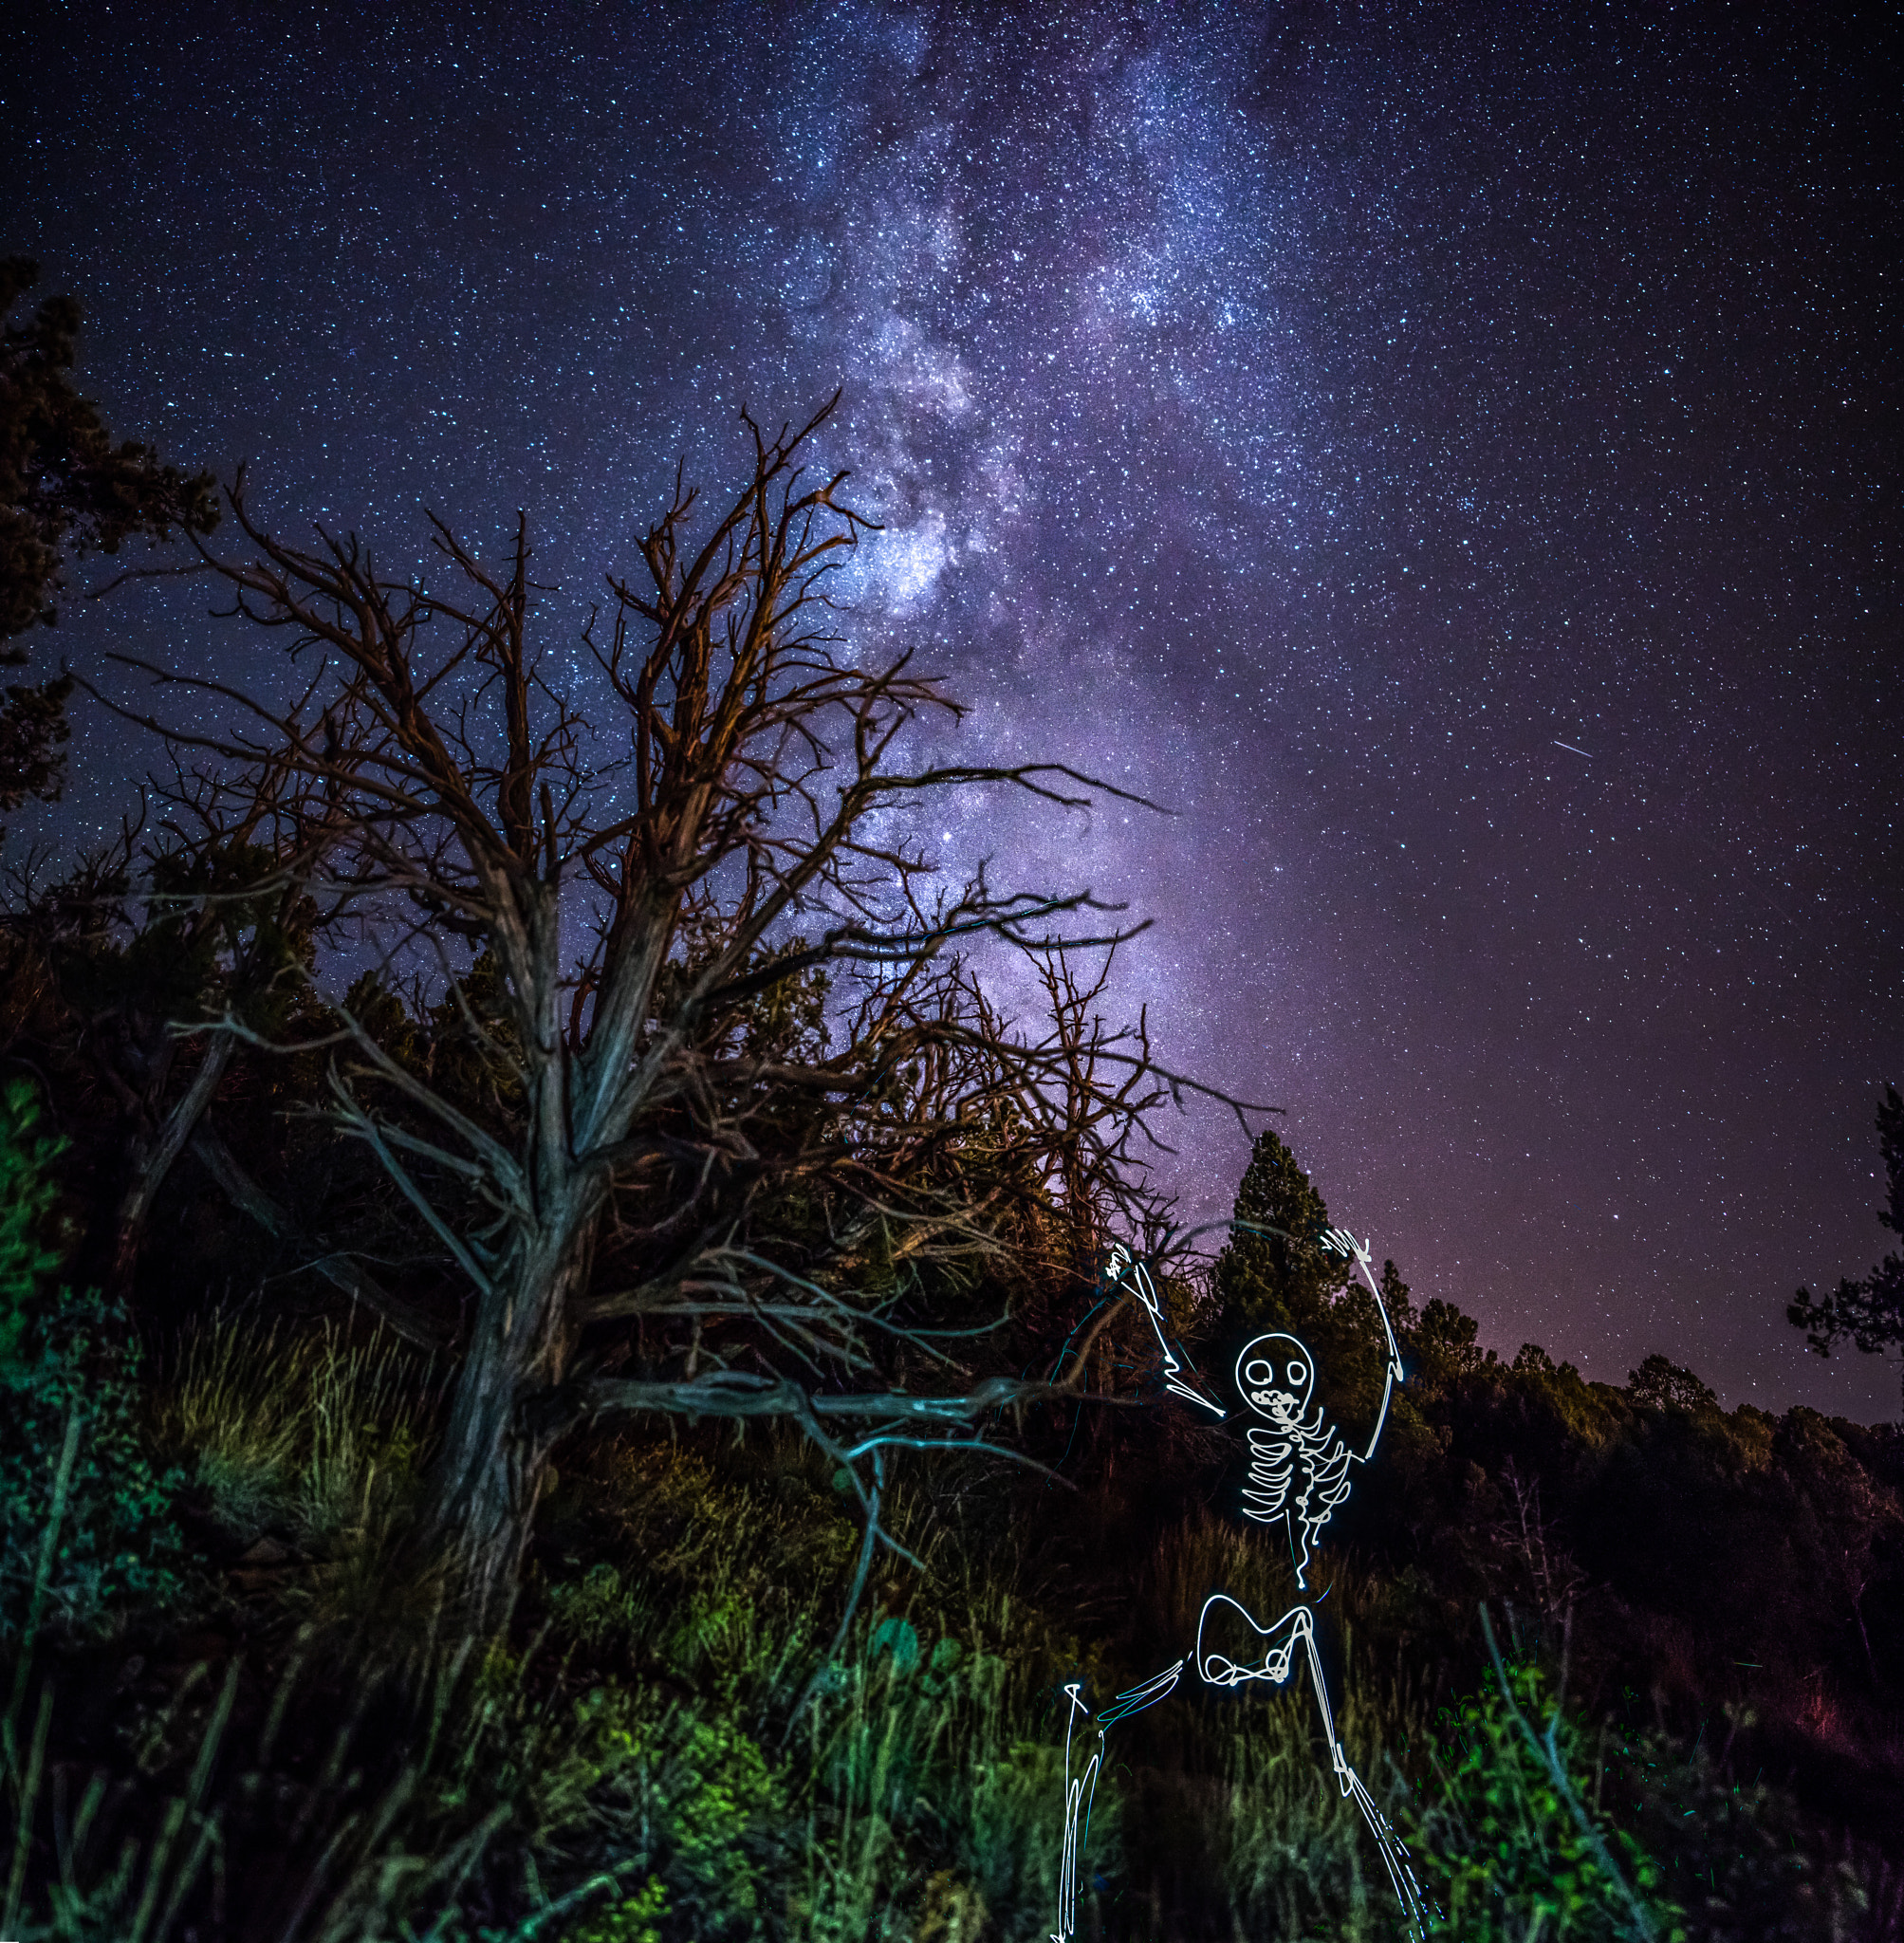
[
  {"left": 1241, "top": 1426, "right": 1296, "bottom": 1524},
  {"left": 1242, "top": 1416, "right": 1354, "bottom": 1581}
]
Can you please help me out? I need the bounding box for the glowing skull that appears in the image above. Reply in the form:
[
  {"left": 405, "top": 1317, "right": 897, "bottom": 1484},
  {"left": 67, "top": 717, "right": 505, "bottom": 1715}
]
[{"left": 1235, "top": 1332, "right": 1316, "bottom": 1423}]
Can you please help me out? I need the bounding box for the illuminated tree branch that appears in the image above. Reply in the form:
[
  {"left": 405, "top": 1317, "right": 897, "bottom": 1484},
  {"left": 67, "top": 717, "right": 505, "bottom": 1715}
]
[{"left": 94, "top": 397, "right": 1260, "bottom": 1638}]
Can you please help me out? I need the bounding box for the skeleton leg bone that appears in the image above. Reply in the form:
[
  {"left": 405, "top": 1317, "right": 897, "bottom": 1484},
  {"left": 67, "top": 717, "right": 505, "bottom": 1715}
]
[
  {"left": 1197, "top": 1595, "right": 1429, "bottom": 1937},
  {"left": 1052, "top": 1613, "right": 1425, "bottom": 1941},
  {"left": 1052, "top": 1682, "right": 1100, "bottom": 1943},
  {"left": 1051, "top": 1656, "right": 1191, "bottom": 1941}
]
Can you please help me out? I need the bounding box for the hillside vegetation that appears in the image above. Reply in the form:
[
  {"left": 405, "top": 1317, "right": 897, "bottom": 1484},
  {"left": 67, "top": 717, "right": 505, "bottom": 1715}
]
[{"left": 3, "top": 1075, "right": 1900, "bottom": 1941}]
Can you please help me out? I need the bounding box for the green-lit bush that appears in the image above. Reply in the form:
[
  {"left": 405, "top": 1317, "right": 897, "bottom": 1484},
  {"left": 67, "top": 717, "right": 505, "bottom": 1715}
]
[
  {"left": 0, "top": 1079, "right": 189, "bottom": 1649},
  {"left": 574, "top": 1686, "right": 786, "bottom": 1941},
  {"left": 1405, "top": 1619, "right": 1683, "bottom": 1941}
]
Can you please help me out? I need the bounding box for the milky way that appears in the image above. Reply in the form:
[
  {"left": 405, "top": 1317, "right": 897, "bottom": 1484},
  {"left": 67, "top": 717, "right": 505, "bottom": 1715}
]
[{"left": 8, "top": 2, "right": 1897, "bottom": 1411}]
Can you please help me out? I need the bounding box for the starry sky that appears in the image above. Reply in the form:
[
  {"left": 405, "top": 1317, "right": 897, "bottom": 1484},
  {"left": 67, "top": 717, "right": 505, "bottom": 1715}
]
[{"left": 6, "top": 1, "right": 1898, "bottom": 1415}]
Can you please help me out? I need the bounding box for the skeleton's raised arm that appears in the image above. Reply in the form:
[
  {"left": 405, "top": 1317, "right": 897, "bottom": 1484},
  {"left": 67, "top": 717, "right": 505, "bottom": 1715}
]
[
  {"left": 1106, "top": 1243, "right": 1229, "bottom": 1420},
  {"left": 1319, "top": 1227, "right": 1407, "bottom": 1464}
]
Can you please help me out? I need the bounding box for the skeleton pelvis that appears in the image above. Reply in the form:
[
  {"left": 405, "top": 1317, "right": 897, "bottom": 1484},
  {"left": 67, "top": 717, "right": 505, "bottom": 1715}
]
[{"left": 1194, "top": 1592, "right": 1313, "bottom": 1689}]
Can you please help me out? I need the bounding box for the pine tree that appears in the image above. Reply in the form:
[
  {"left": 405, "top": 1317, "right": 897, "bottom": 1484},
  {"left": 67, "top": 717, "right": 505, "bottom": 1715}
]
[
  {"left": 1211, "top": 1127, "right": 1344, "bottom": 1338},
  {"left": 0, "top": 258, "right": 217, "bottom": 812}
]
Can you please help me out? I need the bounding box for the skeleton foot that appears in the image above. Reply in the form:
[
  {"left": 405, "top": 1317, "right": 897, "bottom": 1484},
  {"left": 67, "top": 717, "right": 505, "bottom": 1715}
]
[{"left": 1342, "top": 1764, "right": 1430, "bottom": 1940}]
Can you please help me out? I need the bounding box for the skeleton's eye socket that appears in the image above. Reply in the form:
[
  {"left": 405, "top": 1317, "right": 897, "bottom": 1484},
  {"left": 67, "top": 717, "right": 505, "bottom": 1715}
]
[
  {"left": 1244, "top": 1360, "right": 1276, "bottom": 1388},
  {"left": 1288, "top": 1363, "right": 1307, "bottom": 1385}
]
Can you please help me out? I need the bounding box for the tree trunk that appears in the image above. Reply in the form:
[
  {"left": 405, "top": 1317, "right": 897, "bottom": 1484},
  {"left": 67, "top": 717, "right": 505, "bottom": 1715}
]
[
  {"left": 398, "top": 1212, "right": 594, "bottom": 1638},
  {"left": 107, "top": 1034, "right": 234, "bottom": 1295}
]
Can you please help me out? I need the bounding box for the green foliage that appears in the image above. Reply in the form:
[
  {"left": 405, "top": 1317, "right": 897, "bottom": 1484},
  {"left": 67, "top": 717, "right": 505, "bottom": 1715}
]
[
  {"left": 0, "top": 1072, "right": 62, "bottom": 1366},
  {"left": 1408, "top": 1649, "right": 1683, "bottom": 1942},
  {"left": 546, "top": 1562, "right": 656, "bottom": 1655},
  {"left": 911, "top": 1869, "right": 989, "bottom": 1943},
  {"left": 953, "top": 1731, "right": 1069, "bottom": 1933},
  {"left": 557, "top": 1875, "right": 669, "bottom": 1943},
  {"left": 586, "top": 1689, "right": 785, "bottom": 1937},
  {"left": 0, "top": 1080, "right": 187, "bottom": 1645}
]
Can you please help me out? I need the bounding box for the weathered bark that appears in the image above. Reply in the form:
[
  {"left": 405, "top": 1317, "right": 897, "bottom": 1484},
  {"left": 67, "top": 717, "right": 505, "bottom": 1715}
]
[{"left": 397, "top": 1213, "right": 596, "bottom": 1638}]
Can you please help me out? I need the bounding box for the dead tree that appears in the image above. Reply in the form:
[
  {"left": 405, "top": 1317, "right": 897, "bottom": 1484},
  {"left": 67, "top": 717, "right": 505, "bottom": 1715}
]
[{"left": 103, "top": 398, "right": 1246, "bottom": 1637}]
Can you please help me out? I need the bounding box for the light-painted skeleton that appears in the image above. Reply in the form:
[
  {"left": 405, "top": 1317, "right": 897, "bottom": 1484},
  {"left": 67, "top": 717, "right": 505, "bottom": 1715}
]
[{"left": 1051, "top": 1230, "right": 1426, "bottom": 1941}]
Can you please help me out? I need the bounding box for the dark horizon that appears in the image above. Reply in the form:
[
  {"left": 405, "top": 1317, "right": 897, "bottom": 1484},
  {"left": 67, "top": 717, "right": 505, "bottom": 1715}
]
[{"left": 6, "top": 0, "right": 1897, "bottom": 1416}]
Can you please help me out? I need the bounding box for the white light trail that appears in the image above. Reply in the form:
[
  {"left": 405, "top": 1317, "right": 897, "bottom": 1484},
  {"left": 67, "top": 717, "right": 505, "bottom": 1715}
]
[
  {"left": 1102, "top": 1242, "right": 1228, "bottom": 1419},
  {"left": 1051, "top": 1224, "right": 1427, "bottom": 1940}
]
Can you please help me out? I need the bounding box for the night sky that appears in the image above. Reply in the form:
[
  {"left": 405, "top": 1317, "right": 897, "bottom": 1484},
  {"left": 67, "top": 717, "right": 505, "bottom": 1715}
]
[{"left": 7, "top": 3, "right": 1898, "bottom": 1415}]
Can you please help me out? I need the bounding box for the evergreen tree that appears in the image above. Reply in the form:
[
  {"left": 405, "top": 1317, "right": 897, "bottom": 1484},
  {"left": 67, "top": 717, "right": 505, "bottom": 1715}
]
[
  {"left": 1208, "top": 1128, "right": 1414, "bottom": 1430},
  {"left": 0, "top": 257, "right": 217, "bottom": 811},
  {"left": 1377, "top": 1254, "right": 1419, "bottom": 1335},
  {"left": 1412, "top": 1296, "right": 1490, "bottom": 1378},
  {"left": 1626, "top": 1352, "right": 1719, "bottom": 1415},
  {"left": 1211, "top": 1126, "right": 1344, "bottom": 1338},
  {"left": 1789, "top": 1083, "right": 1904, "bottom": 1410}
]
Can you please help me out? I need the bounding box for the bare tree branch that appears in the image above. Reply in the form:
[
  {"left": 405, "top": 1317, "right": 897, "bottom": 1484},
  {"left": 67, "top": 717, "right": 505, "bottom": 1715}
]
[{"left": 98, "top": 398, "right": 1258, "bottom": 1637}]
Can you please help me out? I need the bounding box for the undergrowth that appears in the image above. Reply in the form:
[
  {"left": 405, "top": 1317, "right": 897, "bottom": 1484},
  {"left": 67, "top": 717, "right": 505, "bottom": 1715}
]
[
  {"left": 0, "top": 1081, "right": 190, "bottom": 1652},
  {"left": 0, "top": 1237, "right": 1893, "bottom": 1938}
]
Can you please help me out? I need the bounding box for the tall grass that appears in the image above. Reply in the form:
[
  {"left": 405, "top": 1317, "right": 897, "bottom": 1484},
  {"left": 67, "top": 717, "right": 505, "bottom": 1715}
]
[
  {"left": 787, "top": 1605, "right": 1076, "bottom": 1942},
  {"left": 1, "top": 1615, "right": 671, "bottom": 1942},
  {"left": 13, "top": 1309, "right": 1887, "bottom": 1941},
  {"left": 148, "top": 1305, "right": 438, "bottom": 1555}
]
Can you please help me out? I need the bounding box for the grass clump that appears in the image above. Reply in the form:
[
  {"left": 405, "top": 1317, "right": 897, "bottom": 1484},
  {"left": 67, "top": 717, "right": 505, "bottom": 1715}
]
[{"left": 148, "top": 1304, "right": 435, "bottom": 1555}]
